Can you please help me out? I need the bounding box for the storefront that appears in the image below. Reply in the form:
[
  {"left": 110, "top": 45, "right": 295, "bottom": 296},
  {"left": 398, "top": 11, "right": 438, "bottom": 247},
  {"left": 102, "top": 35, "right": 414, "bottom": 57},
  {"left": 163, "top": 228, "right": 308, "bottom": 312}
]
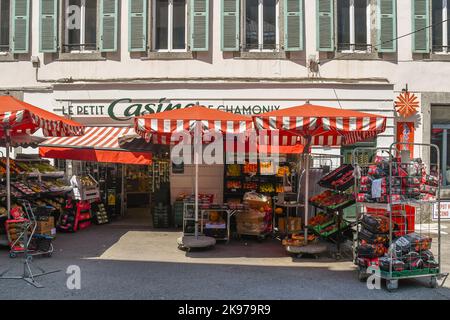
[{"left": 22, "top": 82, "right": 397, "bottom": 213}]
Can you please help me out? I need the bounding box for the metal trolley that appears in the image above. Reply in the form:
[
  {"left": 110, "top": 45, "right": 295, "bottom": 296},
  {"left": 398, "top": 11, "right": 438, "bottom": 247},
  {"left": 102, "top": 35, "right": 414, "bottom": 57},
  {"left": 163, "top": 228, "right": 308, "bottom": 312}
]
[
  {"left": 352, "top": 143, "right": 448, "bottom": 291},
  {"left": 8, "top": 200, "right": 54, "bottom": 259}
]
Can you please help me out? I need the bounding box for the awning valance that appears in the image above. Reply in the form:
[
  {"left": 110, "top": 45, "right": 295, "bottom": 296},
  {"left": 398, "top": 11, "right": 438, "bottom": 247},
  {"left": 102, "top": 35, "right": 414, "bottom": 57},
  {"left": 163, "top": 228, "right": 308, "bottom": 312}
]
[{"left": 39, "top": 126, "right": 152, "bottom": 165}]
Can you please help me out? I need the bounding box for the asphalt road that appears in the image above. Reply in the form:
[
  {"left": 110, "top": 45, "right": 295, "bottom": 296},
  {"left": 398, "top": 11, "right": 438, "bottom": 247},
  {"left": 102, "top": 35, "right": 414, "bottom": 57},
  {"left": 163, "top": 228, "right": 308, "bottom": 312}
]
[{"left": 0, "top": 220, "right": 449, "bottom": 300}]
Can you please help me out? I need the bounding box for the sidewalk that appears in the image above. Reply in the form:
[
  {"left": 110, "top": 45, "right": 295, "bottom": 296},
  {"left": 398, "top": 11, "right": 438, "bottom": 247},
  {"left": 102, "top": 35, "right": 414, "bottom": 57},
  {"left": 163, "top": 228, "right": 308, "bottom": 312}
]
[{"left": 0, "top": 220, "right": 449, "bottom": 300}]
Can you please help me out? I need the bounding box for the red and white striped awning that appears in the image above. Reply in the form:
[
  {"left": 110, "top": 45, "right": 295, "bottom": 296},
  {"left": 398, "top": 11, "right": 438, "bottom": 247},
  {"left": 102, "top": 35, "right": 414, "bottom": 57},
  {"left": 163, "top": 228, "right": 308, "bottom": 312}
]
[
  {"left": 135, "top": 106, "right": 254, "bottom": 144},
  {"left": 253, "top": 104, "right": 387, "bottom": 146},
  {"left": 39, "top": 126, "right": 152, "bottom": 165},
  {"left": 1, "top": 96, "right": 84, "bottom": 137}
]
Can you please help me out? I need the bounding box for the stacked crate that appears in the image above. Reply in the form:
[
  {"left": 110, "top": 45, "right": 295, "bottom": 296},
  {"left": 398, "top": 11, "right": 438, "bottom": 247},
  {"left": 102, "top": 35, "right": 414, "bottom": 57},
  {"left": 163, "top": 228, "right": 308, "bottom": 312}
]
[
  {"left": 172, "top": 201, "right": 184, "bottom": 228},
  {"left": 153, "top": 203, "right": 169, "bottom": 228}
]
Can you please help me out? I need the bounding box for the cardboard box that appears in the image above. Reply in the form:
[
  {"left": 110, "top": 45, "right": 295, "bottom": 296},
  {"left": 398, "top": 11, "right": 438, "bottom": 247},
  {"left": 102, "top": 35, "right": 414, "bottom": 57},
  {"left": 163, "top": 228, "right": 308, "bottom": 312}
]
[
  {"left": 278, "top": 217, "right": 302, "bottom": 233},
  {"left": 35, "top": 217, "right": 55, "bottom": 236}
]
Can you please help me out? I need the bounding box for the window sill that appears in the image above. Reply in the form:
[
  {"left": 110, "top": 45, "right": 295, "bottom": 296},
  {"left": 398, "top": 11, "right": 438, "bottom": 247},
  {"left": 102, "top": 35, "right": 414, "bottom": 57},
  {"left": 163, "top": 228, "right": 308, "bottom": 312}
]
[
  {"left": 0, "top": 53, "right": 16, "bottom": 62},
  {"left": 333, "top": 52, "right": 380, "bottom": 60},
  {"left": 57, "top": 52, "right": 106, "bottom": 61},
  {"left": 428, "top": 53, "right": 450, "bottom": 61},
  {"left": 142, "top": 51, "right": 194, "bottom": 60},
  {"left": 235, "top": 51, "right": 287, "bottom": 60}
]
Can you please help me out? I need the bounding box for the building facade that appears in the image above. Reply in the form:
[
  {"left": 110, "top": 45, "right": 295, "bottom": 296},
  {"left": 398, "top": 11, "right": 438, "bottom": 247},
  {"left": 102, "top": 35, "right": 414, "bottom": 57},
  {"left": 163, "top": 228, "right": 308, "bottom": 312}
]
[{"left": 0, "top": 0, "right": 450, "bottom": 193}]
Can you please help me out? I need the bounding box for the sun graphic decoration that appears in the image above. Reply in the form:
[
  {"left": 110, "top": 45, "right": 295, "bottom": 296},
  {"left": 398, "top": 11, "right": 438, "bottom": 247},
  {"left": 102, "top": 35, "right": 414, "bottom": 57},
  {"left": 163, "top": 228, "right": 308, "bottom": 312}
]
[{"left": 395, "top": 91, "right": 419, "bottom": 118}]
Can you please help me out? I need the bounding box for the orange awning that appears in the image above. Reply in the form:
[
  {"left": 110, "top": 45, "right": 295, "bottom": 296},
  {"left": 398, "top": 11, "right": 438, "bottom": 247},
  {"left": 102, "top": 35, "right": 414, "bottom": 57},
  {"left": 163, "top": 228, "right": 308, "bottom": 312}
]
[{"left": 39, "top": 126, "right": 152, "bottom": 165}]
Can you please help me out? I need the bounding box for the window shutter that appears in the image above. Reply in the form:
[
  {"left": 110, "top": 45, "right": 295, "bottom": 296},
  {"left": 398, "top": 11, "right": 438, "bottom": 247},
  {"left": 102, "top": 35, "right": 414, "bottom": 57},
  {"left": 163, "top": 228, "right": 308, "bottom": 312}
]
[
  {"left": 100, "top": 0, "right": 118, "bottom": 52},
  {"left": 129, "top": 0, "right": 147, "bottom": 52},
  {"left": 377, "top": 0, "right": 397, "bottom": 52},
  {"left": 284, "top": 0, "right": 303, "bottom": 51},
  {"left": 190, "top": 0, "right": 209, "bottom": 51},
  {"left": 221, "top": 0, "right": 239, "bottom": 51},
  {"left": 316, "top": 0, "right": 334, "bottom": 51},
  {"left": 412, "top": 0, "right": 429, "bottom": 53},
  {"left": 12, "top": 0, "right": 30, "bottom": 53},
  {"left": 40, "top": 0, "right": 58, "bottom": 53}
]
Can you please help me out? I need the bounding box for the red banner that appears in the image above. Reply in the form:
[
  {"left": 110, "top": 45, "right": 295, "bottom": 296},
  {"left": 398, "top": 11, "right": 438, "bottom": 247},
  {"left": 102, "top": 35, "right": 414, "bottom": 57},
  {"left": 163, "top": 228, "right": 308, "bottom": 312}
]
[{"left": 396, "top": 122, "right": 415, "bottom": 158}]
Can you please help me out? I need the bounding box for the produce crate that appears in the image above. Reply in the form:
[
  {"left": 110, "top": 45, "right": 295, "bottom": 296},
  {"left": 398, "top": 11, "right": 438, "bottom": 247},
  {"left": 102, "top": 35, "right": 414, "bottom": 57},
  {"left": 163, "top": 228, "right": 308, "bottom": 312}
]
[
  {"left": 172, "top": 201, "right": 184, "bottom": 228},
  {"left": 318, "top": 164, "right": 354, "bottom": 191},
  {"left": 153, "top": 203, "right": 169, "bottom": 228},
  {"left": 381, "top": 268, "right": 440, "bottom": 279},
  {"left": 309, "top": 218, "right": 350, "bottom": 238}
]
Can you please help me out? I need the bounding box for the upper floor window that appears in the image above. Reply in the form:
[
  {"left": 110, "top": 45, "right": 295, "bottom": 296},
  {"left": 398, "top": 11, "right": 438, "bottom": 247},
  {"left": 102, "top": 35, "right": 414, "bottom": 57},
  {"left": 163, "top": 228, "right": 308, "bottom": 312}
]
[
  {"left": 153, "top": 0, "right": 187, "bottom": 51},
  {"left": 40, "top": 0, "right": 118, "bottom": 54},
  {"left": 317, "top": 0, "right": 396, "bottom": 53},
  {"left": 337, "top": 0, "right": 371, "bottom": 52},
  {"left": 64, "top": 0, "right": 98, "bottom": 53},
  {"left": 432, "top": 0, "right": 450, "bottom": 53},
  {"left": 245, "top": 0, "right": 278, "bottom": 51},
  {"left": 0, "top": 0, "right": 10, "bottom": 53}
]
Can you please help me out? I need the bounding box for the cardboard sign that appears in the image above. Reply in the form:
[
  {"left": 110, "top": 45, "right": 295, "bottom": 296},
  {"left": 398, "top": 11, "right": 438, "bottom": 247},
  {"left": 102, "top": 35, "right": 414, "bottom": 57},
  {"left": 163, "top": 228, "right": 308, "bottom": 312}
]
[{"left": 433, "top": 201, "right": 450, "bottom": 220}]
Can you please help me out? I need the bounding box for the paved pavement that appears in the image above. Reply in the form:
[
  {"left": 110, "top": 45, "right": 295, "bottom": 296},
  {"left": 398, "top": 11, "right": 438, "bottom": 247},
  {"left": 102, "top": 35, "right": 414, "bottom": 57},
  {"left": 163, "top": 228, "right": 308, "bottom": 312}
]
[{"left": 0, "top": 219, "right": 450, "bottom": 300}]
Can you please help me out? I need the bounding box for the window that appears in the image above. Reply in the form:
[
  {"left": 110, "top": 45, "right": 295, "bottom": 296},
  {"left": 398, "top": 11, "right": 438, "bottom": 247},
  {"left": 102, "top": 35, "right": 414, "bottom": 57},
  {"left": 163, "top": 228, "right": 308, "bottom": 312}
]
[
  {"left": 0, "top": 0, "right": 10, "bottom": 52},
  {"left": 245, "top": 0, "right": 278, "bottom": 51},
  {"left": 64, "top": 0, "right": 98, "bottom": 52},
  {"left": 337, "top": 0, "right": 370, "bottom": 52},
  {"left": 432, "top": 0, "right": 450, "bottom": 53},
  {"left": 153, "top": 0, "right": 187, "bottom": 51}
]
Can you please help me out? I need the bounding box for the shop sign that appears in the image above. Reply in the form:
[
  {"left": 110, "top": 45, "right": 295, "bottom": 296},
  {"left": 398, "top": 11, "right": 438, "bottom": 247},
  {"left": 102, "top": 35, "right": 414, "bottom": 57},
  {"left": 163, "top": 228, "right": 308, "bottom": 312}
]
[
  {"left": 55, "top": 98, "right": 283, "bottom": 121},
  {"left": 394, "top": 91, "right": 419, "bottom": 118},
  {"left": 433, "top": 201, "right": 450, "bottom": 221}
]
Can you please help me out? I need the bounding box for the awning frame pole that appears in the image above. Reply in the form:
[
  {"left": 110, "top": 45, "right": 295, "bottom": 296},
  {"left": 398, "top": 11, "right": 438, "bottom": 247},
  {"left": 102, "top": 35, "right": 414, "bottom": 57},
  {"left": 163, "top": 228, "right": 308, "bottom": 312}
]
[
  {"left": 5, "top": 128, "right": 11, "bottom": 219},
  {"left": 194, "top": 121, "right": 200, "bottom": 239}
]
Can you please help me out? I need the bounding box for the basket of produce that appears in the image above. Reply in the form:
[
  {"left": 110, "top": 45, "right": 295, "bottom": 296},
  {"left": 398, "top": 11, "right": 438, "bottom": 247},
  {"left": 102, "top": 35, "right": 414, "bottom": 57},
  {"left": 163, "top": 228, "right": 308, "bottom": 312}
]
[
  {"left": 318, "top": 164, "right": 354, "bottom": 191},
  {"left": 226, "top": 164, "right": 241, "bottom": 177},
  {"left": 309, "top": 190, "right": 355, "bottom": 211}
]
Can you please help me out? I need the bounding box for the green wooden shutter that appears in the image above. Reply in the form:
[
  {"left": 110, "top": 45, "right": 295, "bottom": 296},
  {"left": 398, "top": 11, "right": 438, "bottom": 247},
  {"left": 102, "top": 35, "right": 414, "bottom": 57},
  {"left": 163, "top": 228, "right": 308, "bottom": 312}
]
[
  {"left": 316, "top": 0, "right": 333, "bottom": 51},
  {"left": 100, "top": 0, "right": 118, "bottom": 52},
  {"left": 190, "top": 0, "right": 209, "bottom": 51},
  {"left": 221, "top": 0, "right": 239, "bottom": 51},
  {"left": 129, "top": 0, "right": 147, "bottom": 52},
  {"left": 284, "top": 0, "right": 303, "bottom": 51},
  {"left": 40, "top": 0, "right": 58, "bottom": 53},
  {"left": 12, "top": 0, "right": 30, "bottom": 53},
  {"left": 412, "top": 0, "right": 430, "bottom": 53},
  {"left": 377, "top": 0, "right": 397, "bottom": 52}
]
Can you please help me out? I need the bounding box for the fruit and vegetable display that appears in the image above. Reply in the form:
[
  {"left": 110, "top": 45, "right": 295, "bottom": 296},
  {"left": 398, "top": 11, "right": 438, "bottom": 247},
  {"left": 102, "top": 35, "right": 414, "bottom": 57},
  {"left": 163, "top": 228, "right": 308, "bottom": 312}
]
[
  {"left": 308, "top": 213, "right": 333, "bottom": 227},
  {"left": 0, "top": 158, "right": 23, "bottom": 174},
  {"left": 309, "top": 190, "right": 355, "bottom": 210},
  {"left": 79, "top": 176, "right": 97, "bottom": 187},
  {"left": 259, "top": 183, "right": 275, "bottom": 193},
  {"left": 259, "top": 161, "right": 274, "bottom": 175},
  {"left": 243, "top": 182, "right": 258, "bottom": 190},
  {"left": 0, "top": 158, "right": 58, "bottom": 175},
  {"left": 282, "top": 234, "right": 316, "bottom": 247},
  {"left": 319, "top": 164, "right": 354, "bottom": 191},
  {"left": 226, "top": 164, "right": 241, "bottom": 177},
  {"left": 276, "top": 166, "right": 290, "bottom": 177},
  {"left": 226, "top": 180, "right": 242, "bottom": 190},
  {"left": 243, "top": 162, "right": 258, "bottom": 175}
]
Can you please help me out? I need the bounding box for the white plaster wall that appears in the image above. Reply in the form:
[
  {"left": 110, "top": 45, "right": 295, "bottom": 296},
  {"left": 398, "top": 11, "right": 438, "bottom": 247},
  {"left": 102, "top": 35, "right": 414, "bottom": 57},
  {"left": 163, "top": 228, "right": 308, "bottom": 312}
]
[{"left": 0, "top": 0, "right": 448, "bottom": 94}]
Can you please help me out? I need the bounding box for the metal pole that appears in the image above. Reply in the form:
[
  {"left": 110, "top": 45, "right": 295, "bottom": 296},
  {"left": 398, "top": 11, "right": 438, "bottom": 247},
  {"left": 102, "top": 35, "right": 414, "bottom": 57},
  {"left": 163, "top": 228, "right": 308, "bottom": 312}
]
[
  {"left": 304, "top": 153, "right": 310, "bottom": 245},
  {"left": 194, "top": 121, "right": 200, "bottom": 239},
  {"left": 5, "top": 128, "right": 11, "bottom": 219}
]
